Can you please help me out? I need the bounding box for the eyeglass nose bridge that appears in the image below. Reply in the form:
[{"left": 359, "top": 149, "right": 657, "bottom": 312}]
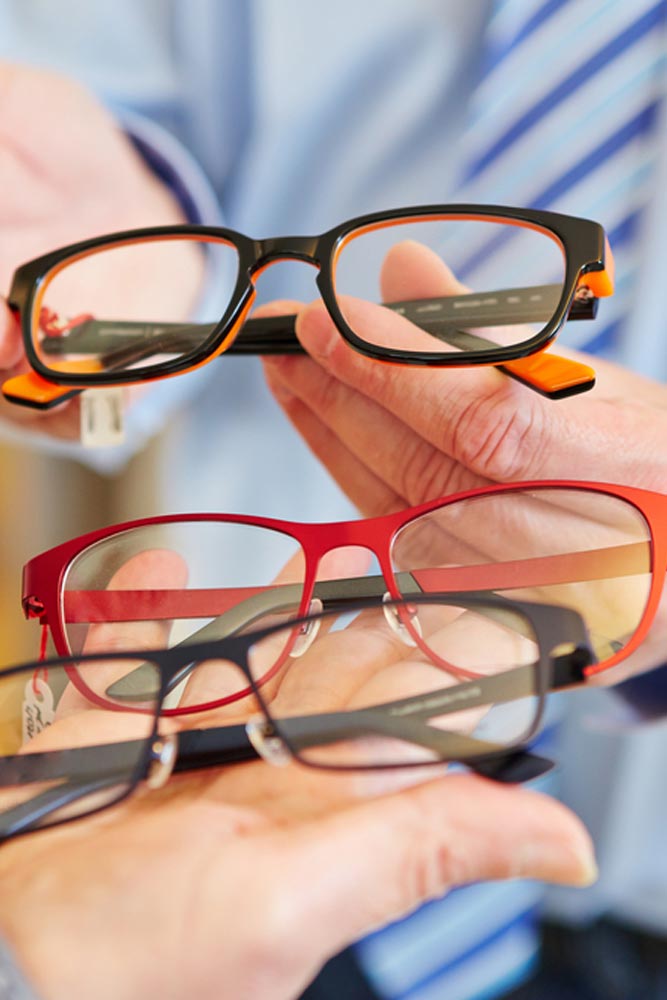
[{"left": 250, "top": 235, "right": 322, "bottom": 274}]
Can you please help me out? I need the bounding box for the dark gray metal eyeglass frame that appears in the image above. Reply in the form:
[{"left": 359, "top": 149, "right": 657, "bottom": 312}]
[{"left": 0, "top": 592, "right": 593, "bottom": 844}]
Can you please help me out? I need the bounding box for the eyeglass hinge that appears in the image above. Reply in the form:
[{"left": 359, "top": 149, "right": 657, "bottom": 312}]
[
  {"left": 551, "top": 643, "right": 593, "bottom": 689},
  {"left": 568, "top": 285, "right": 598, "bottom": 321},
  {"left": 23, "top": 596, "right": 46, "bottom": 620}
]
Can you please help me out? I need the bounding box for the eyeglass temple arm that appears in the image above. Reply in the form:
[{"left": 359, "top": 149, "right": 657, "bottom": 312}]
[
  {"left": 30, "top": 286, "right": 571, "bottom": 367},
  {"left": 29, "top": 305, "right": 540, "bottom": 375},
  {"left": 0, "top": 643, "right": 585, "bottom": 838},
  {"left": 61, "top": 536, "right": 645, "bottom": 636},
  {"left": 0, "top": 641, "right": 590, "bottom": 839},
  {"left": 75, "top": 572, "right": 424, "bottom": 703},
  {"left": 53, "top": 534, "right": 641, "bottom": 703},
  {"left": 57, "top": 534, "right": 644, "bottom": 688},
  {"left": 100, "top": 574, "right": 544, "bottom": 704},
  {"left": 4, "top": 283, "right": 597, "bottom": 410},
  {"left": 0, "top": 773, "right": 124, "bottom": 843},
  {"left": 35, "top": 283, "right": 598, "bottom": 361},
  {"left": 0, "top": 624, "right": 592, "bottom": 787}
]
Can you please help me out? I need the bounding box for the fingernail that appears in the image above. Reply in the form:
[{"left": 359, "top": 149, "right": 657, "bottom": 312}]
[
  {"left": 559, "top": 841, "right": 599, "bottom": 888},
  {"left": 295, "top": 303, "right": 337, "bottom": 360},
  {"left": 520, "top": 831, "right": 598, "bottom": 887},
  {"left": 575, "top": 853, "right": 599, "bottom": 888},
  {"left": 568, "top": 827, "right": 599, "bottom": 887}
]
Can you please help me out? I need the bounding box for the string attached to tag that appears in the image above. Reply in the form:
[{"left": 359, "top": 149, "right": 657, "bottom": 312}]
[{"left": 80, "top": 388, "right": 126, "bottom": 448}]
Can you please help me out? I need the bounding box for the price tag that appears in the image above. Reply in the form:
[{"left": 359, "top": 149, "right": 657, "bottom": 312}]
[
  {"left": 22, "top": 677, "right": 55, "bottom": 743},
  {"left": 80, "top": 388, "right": 126, "bottom": 447}
]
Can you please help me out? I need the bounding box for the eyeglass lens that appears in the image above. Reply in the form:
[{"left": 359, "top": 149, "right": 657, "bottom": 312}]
[
  {"left": 333, "top": 216, "right": 567, "bottom": 355},
  {"left": 30, "top": 236, "right": 239, "bottom": 378},
  {"left": 391, "top": 487, "right": 653, "bottom": 666},
  {"left": 0, "top": 657, "right": 161, "bottom": 835}
]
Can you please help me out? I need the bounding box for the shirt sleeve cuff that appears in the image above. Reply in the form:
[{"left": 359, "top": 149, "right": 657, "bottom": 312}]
[
  {"left": 116, "top": 106, "right": 222, "bottom": 226},
  {"left": 0, "top": 936, "right": 42, "bottom": 1000}
]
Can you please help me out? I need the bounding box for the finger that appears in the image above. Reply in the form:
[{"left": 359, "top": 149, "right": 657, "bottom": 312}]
[
  {"left": 265, "top": 346, "right": 490, "bottom": 506},
  {"left": 257, "top": 296, "right": 408, "bottom": 509},
  {"left": 380, "top": 238, "right": 469, "bottom": 301},
  {"left": 263, "top": 775, "right": 597, "bottom": 980},
  {"left": 261, "top": 248, "right": 559, "bottom": 495},
  {"left": 296, "top": 295, "right": 559, "bottom": 478},
  {"left": 55, "top": 550, "right": 190, "bottom": 717},
  {"left": 0, "top": 297, "right": 23, "bottom": 369},
  {"left": 267, "top": 603, "right": 416, "bottom": 715},
  {"left": 296, "top": 290, "right": 667, "bottom": 491},
  {"left": 251, "top": 298, "right": 305, "bottom": 319},
  {"left": 265, "top": 365, "right": 405, "bottom": 513},
  {"left": 0, "top": 298, "right": 81, "bottom": 437}
]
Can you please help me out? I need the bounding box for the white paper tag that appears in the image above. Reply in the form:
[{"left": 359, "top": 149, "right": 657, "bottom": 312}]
[
  {"left": 80, "top": 388, "right": 126, "bottom": 447},
  {"left": 22, "top": 677, "right": 55, "bottom": 743}
]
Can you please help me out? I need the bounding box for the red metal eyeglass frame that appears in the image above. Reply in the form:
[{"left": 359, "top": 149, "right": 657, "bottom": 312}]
[{"left": 21, "top": 479, "right": 664, "bottom": 708}]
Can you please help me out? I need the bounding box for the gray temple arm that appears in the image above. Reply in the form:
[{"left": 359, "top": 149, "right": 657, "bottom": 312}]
[
  {"left": 37, "top": 284, "right": 580, "bottom": 369},
  {"left": 104, "top": 571, "right": 425, "bottom": 702},
  {"left": 0, "top": 639, "right": 592, "bottom": 840}
]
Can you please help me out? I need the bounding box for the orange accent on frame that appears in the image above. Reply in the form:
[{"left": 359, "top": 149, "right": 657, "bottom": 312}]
[
  {"left": 502, "top": 350, "right": 596, "bottom": 394},
  {"left": 1, "top": 292, "right": 255, "bottom": 405},
  {"left": 1, "top": 371, "right": 74, "bottom": 406},
  {"left": 5, "top": 232, "right": 255, "bottom": 405}
]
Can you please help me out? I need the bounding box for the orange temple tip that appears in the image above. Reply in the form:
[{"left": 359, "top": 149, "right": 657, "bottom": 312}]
[
  {"left": 502, "top": 351, "right": 596, "bottom": 399},
  {"left": 1, "top": 373, "right": 80, "bottom": 410}
]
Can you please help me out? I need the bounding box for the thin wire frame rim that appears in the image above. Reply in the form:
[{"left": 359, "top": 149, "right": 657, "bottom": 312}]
[{"left": 20, "top": 479, "right": 657, "bottom": 684}]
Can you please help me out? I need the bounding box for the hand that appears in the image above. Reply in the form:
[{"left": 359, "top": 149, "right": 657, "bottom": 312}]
[
  {"left": 0, "top": 554, "right": 597, "bottom": 1000},
  {"left": 261, "top": 242, "right": 667, "bottom": 681},
  {"left": 263, "top": 240, "right": 667, "bottom": 506},
  {"left": 0, "top": 720, "right": 596, "bottom": 1000},
  {"left": 0, "top": 766, "right": 596, "bottom": 1000},
  {"left": 0, "top": 62, "right": 197, "bottom": 440}
]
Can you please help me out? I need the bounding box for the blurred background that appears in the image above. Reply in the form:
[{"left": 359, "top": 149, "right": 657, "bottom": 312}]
[{"left": 0, "top": 433, "right": 165, "bottom": 666}]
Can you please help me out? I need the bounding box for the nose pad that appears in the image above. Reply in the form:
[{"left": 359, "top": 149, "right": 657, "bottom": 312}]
[
  {"left": 146, "top": 732, "right": 179, "bottom": 790},
  {"left": 246, "top": 716, "right": 292, "bottom": 767},
  {"left": 289, "top": 598, "right": 324, "bottom": 657},
  {"left": 382, "top": 593, "right": 423, "bottom": 647}
]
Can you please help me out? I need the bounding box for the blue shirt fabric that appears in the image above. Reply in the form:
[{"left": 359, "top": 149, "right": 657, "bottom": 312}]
[
  {"left": 1, "top": 3, "right": 667, "bottom": 997},
  {"left": 0, "top": 937, "right": 39, "bottom": 1000}
]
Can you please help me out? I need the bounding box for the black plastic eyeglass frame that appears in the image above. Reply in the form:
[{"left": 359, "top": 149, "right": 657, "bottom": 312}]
[
  {"left": 3, "top": 204, "right": 611, "bottom": 409},
  {"left": 0, "top": 592, "right": 593, "bottom": 844}
]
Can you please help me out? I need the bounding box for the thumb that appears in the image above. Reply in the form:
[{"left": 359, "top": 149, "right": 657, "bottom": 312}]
[{"left": 272, "top": 773, "right": 596, "bottom": 961}]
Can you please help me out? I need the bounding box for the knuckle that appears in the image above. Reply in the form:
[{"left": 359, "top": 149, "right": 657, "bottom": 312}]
[
  {"left": 393, "top": 797, "right": 462, "bottom": 907},
  {"left": 450, "top": 388, "right": 546, "bottom": 482},
  {"left": 398, "top": 440, "right": 460, "bottom": 506}
]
